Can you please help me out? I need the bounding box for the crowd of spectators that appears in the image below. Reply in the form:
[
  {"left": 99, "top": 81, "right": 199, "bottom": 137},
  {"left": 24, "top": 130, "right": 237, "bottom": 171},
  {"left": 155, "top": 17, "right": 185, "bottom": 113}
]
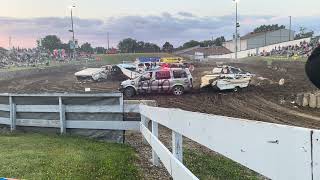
[
  {"left": 260, "top": 40, "right": 320, "bottom": 57},
  {"left": 0, "top": 48, "right": 72, "bottom": 68},
  {"left": 0, "top": 48, "right": 45, "bottom": 68}
]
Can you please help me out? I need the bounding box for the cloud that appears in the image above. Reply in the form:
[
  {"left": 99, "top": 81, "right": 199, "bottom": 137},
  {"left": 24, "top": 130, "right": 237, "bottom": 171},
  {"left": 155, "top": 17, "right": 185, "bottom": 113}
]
[
  {"left": 177, "top": 12, "right": 196, "bottom": 18},
  {"left": 0, "top": 13, "right": 319, "bottom": 48}
]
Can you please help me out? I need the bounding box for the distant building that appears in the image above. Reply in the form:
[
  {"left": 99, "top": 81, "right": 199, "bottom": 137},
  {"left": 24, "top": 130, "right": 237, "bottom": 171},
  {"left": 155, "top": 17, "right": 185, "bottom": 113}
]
[
  {"left": 223, "top": 29, "right": 295, "bottom": 52},
  {"left": 106, "top": 48, "right": 118, "bottom": 54},
  {"left": 174, "top": 46, "right": 232, "bottom": 60}
]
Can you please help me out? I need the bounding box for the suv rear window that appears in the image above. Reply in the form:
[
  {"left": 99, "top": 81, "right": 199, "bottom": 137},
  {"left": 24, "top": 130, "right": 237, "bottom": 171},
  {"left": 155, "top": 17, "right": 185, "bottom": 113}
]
[
  {"left": 173, "top": 70, "right": 187, "bottom": 79},
  {"left": 156, "top": 71, "right": 171, "bottom": 80}
]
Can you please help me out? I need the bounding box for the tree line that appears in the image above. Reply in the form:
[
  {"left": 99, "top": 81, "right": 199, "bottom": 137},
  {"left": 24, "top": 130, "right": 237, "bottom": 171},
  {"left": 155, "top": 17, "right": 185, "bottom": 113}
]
[
  {"left": 37, "top": 35, "right": 105, "bottom": 54},
  {"left": 117, "top": 38, "right": 162, "bottom": 53},
  {"left": 38, "top": 24, "right": 315, "bottom": 55},
  {"left": 117, "top": 36, "right": 226, "bottom": 53}
]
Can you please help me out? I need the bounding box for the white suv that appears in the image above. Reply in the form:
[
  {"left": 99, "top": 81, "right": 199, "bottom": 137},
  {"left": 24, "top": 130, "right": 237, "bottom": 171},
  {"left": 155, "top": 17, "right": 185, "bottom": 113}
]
[{"left": 120, "top": 68, "right": 193, "bottom": 97}]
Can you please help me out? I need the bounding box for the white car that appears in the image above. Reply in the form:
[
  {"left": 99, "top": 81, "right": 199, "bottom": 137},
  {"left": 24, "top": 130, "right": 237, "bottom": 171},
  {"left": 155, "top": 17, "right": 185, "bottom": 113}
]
[
  {"left": 214, "top": 76, "right": 251, "bottom": 92},
  {"left": 201, "top": 65, "right": 253, "bottom": 91},
  {"left": 75, "top": 67, "right": 110, "bottom": 81}
]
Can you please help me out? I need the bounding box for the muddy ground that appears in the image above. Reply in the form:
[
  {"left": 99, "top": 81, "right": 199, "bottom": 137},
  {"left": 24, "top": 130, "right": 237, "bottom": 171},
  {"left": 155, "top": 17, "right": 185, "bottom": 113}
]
[
  {"left": 0, "top": 59, "right": 319, "bottom": 179},
  {"left": 0, "top": 59, "right": 319, "bottom": 128}
]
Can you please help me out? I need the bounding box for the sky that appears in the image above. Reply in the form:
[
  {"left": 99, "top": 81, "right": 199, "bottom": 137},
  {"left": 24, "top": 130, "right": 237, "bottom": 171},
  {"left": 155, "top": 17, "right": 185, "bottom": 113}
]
[{"left": 0, "top": 0, "right": 320, "bottom": 48}]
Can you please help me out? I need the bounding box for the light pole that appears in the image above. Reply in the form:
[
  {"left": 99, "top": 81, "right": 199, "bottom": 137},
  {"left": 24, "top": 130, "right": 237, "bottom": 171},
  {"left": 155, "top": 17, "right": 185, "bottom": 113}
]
[
  {"left": 69, "top": 5, "right": 76, "bottom": 60},
  {"left": 289, "top": 16, "right": 292, "bottom": 41},
  {"left": 233, "top": 0, "right": 239, "bottom": 60}
]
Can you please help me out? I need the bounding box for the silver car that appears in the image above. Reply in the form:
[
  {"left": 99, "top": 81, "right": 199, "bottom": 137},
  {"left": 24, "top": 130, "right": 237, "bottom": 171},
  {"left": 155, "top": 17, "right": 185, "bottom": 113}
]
[{"left": 120, "top": 68, "right": 193, "bottom": 97}]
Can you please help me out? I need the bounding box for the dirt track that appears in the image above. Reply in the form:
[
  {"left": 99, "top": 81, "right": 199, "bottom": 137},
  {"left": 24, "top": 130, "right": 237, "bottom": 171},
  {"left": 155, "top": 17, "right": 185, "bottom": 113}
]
[
  {"left": 0, "top": 59, "right": 319, "bottom": 129},
  {"left": 1, "top": 59, "right": 319, "bottom": 179}
]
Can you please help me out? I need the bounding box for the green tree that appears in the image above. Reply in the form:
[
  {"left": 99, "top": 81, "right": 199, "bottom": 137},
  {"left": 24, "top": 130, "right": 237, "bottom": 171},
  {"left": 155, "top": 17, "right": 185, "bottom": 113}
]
[
  {"left": 213, "top": 36, "right": 226, "bottom": 46},
  {"left": 253, "top": 24, "right": 285, "bottom": 33},
  {"left": 118, "top": 38, "right": 160, "bottom": 53},
  {"left": 295, "top": 27, "right": 314, "bottom": 40},
  {"left": 95, "top": 47, "right": 106, "bottom": 54},
  {"left": 182, "top": 40, "right": 201, "bottom": 49},
  {"left": 144, "top": 42, "right": 160, "bottom": 53},
  {"left": 162, "top": 42, "right": 174, "bottom": 53},
  {"left": 118, "top": 38, "right": 137, "bottom": 53},
  {"left": 80, "top": 42, "right": 94, "bottom": 54},
  {"left": 40, "top": 35, "right": 63, "bottom": 52}
]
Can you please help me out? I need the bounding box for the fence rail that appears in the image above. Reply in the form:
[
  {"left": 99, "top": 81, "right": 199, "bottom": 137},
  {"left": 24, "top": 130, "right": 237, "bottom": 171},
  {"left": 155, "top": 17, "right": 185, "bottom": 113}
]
[
  {"left": 140, "top": 104, "right": 320, "bottom": 180},
  {"left": 1, "top": 93, "right": 319, "bottom": 179},
  {"left": 0, "top": 93, "right": 141, "bottom": 132}
]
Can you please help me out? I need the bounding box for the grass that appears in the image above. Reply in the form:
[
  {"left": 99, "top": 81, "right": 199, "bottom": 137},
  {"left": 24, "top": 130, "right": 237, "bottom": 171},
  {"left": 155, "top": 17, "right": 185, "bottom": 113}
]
[
  {"left": 0, "top": 133, "right": 140, "bottom": 180},
  {"left": 95, "top": 53, "right": 172, "bottom": 64},
  {"left": 184, "top": 149, "right": 260, "bottom": 180}
]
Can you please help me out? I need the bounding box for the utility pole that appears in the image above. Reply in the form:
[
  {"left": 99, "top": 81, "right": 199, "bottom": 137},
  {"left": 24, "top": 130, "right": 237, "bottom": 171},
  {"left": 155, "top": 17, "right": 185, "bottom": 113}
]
[
  {"left": 289, "top": 16, "right": 292, "bottom": 41},
  {"left": 107, "top": 32, "right": 110, "bottom": 50},
  {"left": 212, "top": 36, "right": 214, "bottom": 55},
  {"left": 233, "top": 0, "right": 239, "bottom": 60},
  {"left": 69, "top": 5, "right": 76, "bottom": 60}
]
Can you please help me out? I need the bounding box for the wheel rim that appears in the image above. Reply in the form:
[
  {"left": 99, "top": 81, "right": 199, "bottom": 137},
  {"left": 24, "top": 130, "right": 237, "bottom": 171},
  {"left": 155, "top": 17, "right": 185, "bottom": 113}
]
[
  {"left": 125, "top": 89, "right": 133, "bottom": 97},
  {"left": 174, "top": 87, "right": 183, "bottom": 95}
]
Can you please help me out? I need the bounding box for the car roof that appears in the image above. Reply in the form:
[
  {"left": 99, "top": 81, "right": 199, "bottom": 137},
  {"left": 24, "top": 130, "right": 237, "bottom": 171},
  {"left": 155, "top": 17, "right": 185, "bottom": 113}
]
[{"left": 145, "top": 68, "right": 188, "bottom": 72}]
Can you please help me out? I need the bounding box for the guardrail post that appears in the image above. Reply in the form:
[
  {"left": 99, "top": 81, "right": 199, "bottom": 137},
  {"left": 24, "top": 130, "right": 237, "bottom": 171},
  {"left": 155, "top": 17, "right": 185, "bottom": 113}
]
[
  {"left": 152, "top": 121, "right": 160, "bottom": 166},
  {"left": 9, "top": 96, "right": 16, "bottom": 131},
  {"left": 59, "top": 96, "right": 66, "bottom": 134},
  {"left": 172, "top": 130, "right": 183, "bottom": 163}
]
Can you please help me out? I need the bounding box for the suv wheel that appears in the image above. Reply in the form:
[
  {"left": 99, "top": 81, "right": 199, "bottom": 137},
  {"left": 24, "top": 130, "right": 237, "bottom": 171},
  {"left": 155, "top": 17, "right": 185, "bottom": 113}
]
[
  {"left": 124, "top": 87, "right": 136, "bottom": 97},
  {"left": 233, "top": 87, "right": 240, "bottom": 92},
  {"left": 172, "top": 86, "right": 184, "bottom": 96}
]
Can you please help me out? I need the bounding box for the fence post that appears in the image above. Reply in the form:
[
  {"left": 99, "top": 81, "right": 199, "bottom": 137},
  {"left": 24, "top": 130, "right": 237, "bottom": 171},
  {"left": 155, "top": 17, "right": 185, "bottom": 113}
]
[
  {"left": 152, "top": 121, "right": 160, "bottom": 166},
  {"left": 9, "top": 96, "right": 16, "bottom": 131},
  {"left": 141, "top": 115, "right": 148, "bottom": 144},
  {"left": 172, "top": 130, "right": 183, "bottom": 163},
  {"left": 59, "top": 96, "right": 66, "bottom": 134}
]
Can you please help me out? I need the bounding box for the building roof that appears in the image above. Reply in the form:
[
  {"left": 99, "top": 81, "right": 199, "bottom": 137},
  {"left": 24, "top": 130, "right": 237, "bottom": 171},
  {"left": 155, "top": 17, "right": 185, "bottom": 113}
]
[{"left": 177, "top": 46, "right": 232, "bottom": 56}]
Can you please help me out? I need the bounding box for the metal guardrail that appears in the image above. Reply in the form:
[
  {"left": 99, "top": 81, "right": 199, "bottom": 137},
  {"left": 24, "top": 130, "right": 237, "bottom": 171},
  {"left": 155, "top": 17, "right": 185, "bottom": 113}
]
[{"left": 140, "top": 105, "right": 320, "bottom": 180}]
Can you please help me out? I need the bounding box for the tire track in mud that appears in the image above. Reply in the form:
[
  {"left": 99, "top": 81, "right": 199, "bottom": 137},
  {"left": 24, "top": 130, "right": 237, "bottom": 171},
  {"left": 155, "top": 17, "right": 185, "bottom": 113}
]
[
  {"left": 255, "top": 96, "right": 320, "bottom": 128},
  {"left": 148, "top": 90, "right": 320, "bottom": 129}
]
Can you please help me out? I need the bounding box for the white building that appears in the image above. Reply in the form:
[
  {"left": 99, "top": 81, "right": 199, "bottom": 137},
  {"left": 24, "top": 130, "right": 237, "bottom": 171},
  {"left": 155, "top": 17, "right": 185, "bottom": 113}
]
[{"left": 223, "top": 29, "right": 295, "bottom": 52}]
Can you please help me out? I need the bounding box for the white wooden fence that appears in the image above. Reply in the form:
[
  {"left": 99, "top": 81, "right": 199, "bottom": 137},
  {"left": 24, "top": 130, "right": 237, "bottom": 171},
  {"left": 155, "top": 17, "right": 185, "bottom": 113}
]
[
  {"left": 140, "top": 105, "right": 320, "bottom": 180},
  {"left": 1, "top": 93, "right": 320, "bottom": 179},
  {"left": 0, "top": 93, "right": 140, "bottom": 133}
]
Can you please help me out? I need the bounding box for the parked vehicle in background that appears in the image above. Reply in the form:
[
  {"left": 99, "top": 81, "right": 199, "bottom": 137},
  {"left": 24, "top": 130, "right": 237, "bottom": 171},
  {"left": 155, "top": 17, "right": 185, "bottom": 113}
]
[
  {"left": 120, "top": 68, "right": 193, "bottom": 97},
  {"left": 160, "top": 57, "right": 184, "bottom": 63},
  {"left": 201, "top": 65, "right": 254, "bottom": 91}
]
